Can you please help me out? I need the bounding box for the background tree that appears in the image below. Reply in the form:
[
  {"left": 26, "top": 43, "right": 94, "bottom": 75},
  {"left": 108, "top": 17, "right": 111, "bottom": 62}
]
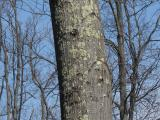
[
  {"left": 102, "top": 0, "right": 160, "bottom": 119},
  {"left": 0, "top": 0, "right": 59, "bottom": 119}
]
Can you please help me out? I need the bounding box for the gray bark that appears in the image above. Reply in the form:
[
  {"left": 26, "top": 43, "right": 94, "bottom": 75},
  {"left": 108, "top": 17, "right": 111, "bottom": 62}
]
[{"left": 49, "top": 0, "right": 112, "bottom": 120}]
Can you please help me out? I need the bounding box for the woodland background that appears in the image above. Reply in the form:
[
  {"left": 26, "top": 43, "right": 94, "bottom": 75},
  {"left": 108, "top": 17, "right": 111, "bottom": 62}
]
[{"left": 0, "top": 0, "right": 160, "bottom": 120}]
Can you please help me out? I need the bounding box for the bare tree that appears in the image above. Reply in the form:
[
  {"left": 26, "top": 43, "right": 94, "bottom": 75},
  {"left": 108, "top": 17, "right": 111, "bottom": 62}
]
[
  {"left": 103, "top": 0, "right": 160, "bottom": 119},
  {"left": 0, "top": 1, "right": 58, "bottom": 119}
]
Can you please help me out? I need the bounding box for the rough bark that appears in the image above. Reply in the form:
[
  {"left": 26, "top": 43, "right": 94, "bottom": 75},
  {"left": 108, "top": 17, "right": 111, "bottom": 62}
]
[
  {"left": 129, "top": 67, "right": 138, "bottom": 120},
  {"left": 49, "top": 0, "right": 112, "bottom": 120}
]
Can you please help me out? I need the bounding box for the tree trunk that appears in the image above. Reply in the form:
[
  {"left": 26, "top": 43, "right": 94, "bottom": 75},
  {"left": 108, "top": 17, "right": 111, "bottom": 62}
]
[
  {"left": 129, "top": 67, "right": 138, "bottom": 120},
  {"left": 2, "top": 41, "right": 11, "bottom": 120},
  {"left": 115, "top": 0, "right": 128, "bottom": 120},
  {"left": 49, "top": 0, "right": 112, "bottom": 120}
]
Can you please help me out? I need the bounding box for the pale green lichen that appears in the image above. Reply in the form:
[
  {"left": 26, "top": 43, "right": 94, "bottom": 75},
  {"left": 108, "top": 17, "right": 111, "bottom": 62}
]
[
  {"left": 80, "top": 114, "right": 89, "bottom": 120},
  {"left": 96, "top": 61, "right": 102, "bottom": 65},
  {"left": 69, "top": 48, "right": 89, "bottom": 58},
  {"left": 84, "top": 71, "right": 88, "bottom": 75},
  {"left": 78, "top": 1, "right": 100, "bottom": 39},
  {"left": 80, "top": 27, "right": 100, "bottom": 39},
  {"left": 81, "top": 1, "right": 94, "bottom": 17},
  {"left": 77, "top": 42, "right": 85, "bottom": 47},
  {"left": 83, "top": 57, "right": 88, "bottom": 60},
  {"left": 69, "top": 48, "right": 78, "bottom": 58},
  {"left": 79, "top": 49, "right": 88, "bottom": 57},
  {"left": 105, "top": 78, "right": 110, "bottom": 85},
  {"left": 67, "top": 68, "right": 76, "bottom": 77},
  {"left": 100, "top": 57, "right": 105, "bottom": 62}
]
